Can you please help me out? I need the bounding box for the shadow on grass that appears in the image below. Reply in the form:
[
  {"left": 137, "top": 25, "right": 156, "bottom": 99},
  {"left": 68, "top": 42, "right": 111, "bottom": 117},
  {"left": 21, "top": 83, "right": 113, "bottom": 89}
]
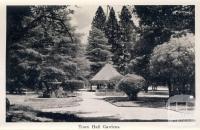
[
  {"left": 6, "top": 105, "right": 82, "bottom": 122},
  {"left": 36, "top": 112, "right": 82, "bottom": 122},
  {"left": 104, "top": 96, "right": 168, "bottom": 108}
]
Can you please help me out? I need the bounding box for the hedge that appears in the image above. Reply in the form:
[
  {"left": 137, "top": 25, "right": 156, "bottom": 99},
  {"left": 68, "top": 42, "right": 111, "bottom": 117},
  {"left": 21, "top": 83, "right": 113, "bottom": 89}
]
[{"left": 62, "top": 80, "right": 84, "bottom": 92}]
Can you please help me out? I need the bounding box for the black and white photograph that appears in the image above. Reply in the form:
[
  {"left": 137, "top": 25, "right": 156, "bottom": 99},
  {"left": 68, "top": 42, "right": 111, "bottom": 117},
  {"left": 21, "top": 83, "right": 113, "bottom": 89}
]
[{"left": 5, "top": 4, "right": 196, "bottom": 123}]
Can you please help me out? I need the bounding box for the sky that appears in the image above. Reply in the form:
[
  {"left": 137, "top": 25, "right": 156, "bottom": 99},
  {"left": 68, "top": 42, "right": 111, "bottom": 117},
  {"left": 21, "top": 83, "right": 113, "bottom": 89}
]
[{"left": 70, "top": 5, "right": 139, "bottom": 45}]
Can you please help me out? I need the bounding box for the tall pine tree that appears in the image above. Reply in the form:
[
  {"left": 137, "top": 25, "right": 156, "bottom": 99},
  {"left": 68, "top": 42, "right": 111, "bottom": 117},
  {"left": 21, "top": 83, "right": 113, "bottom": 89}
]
[
  {"left": 92, "top": 6, "right": 106, "bottom": 32},
  {"left": 117, "top": 6, "right": 135, "bottom": 75},
  {"left": 86, "top": 27, "right": 111, "bottom": 77},
  {"left": 86, "top": 6, "right": 112, "bottom": 77},
  {"left": 105, "top": 7, "right": 120, "bottom": 69}
]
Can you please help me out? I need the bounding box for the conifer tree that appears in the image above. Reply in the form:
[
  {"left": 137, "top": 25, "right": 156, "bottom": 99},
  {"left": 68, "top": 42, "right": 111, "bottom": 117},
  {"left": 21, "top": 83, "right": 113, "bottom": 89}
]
[
  {"left": 117, "top": 6, "right": 135, "bottom": 74},
  {"left": 105, "top": 7, "right": 120, "bottom": 68},
  {"left": 92, "top": 6, "right": 106, "bottom": 32},
  {"left": 86, "top": 27, "right": 111, "bottom": 76}
]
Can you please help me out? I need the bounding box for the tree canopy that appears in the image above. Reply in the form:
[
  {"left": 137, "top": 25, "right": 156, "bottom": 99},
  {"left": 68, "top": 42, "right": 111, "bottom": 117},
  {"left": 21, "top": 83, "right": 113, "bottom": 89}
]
[
  {"left": 92, "top": 6, "right": 107, "bottom": 32},
  {"left": 117, "top": 6, "right": 136, "bottom": 75},
  {"left": 149, "top": 33, "right": 195, "bottom": 96},
  {"left": 105, "top": 7, "right": 120, "bottom": 67},
  {"left": 6, "top": 6, "right": 85, "bottom": 93},
  {"left": 129, "top": 5, "right": 195, "bottom": 81},
  {"left": 134, "top": 5, "right": 195, "bottom": 33}
]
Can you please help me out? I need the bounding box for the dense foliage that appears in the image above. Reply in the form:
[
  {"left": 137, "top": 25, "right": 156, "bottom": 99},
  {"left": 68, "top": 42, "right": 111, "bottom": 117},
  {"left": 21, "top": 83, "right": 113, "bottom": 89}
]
[
  {"left": 134, "top": 5, "right": 195, "bottom": 33},
  {"left": 92, "top": 6, "right": 106, "bottom": 32},
  {"left": 117, "top": 6, "right": 136, "bottom": 75},
  {"left": 87, "top": 6, "right": 137, "bottom": 75},
  {"left": 129, "top": 5, "right": 195, "bottom": 88},
  {"left": 117, "top": 74, "right": 146, "bottom": 100},
  {"left": 62, "top": 80, "right": 85, "bottom": 92},
  {"left": 7, "top": 6, "right": 86, "bottom": 94},
  {"left": 86, "top": 27, "right": 112, "bottom": 77},
  {"left": 105, "top": 8, "right": 120, "bottom": 69},
  {"left": 149, "top": 33, "right": 195, "bottom": 96},
  {"left": 107, "top": 75, "right": 124, "bottom": 89}
]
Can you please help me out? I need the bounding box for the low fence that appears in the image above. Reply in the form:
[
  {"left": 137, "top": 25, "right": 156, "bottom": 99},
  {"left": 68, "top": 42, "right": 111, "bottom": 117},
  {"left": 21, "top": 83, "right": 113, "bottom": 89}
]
[{"left": 166, "top": 94, "right": 195, "bottom": 112}]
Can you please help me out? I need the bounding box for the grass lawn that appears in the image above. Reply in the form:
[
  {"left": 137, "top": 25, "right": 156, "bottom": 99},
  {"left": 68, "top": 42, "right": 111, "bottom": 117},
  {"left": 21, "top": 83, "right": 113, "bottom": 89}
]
[
  {"left": 7, "top": 105, "right": 82, "bottom": 122},
  {"left": 6, "top": 92, "right": 83, "bottom": 122},
  {"left": 104, "top": 96, "right": 168, "bottom": 108},
  {"left": 103, "top": 90, "right": 195, "bottom": 113},
  {"left": 25, "top": 97, "right": 82, "bottom": 109},
  {"left": 8, "top": 104, "right": 194, "bottom": 122},
  {"left": 103, "top": 90, "right": 169, "bottom": 108},
  {"left": 7, "top": 93, "right": 82, "bottom": 110}
]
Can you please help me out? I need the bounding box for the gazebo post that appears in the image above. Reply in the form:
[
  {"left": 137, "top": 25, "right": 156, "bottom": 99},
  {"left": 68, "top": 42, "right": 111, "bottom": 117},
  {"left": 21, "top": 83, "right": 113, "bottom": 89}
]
[{"left": 90, "top": 83, "right": 92, "bottom": 91}]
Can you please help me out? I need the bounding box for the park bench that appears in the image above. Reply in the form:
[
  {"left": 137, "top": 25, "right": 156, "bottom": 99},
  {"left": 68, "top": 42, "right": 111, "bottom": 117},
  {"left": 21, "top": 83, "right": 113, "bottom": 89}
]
[{"left": 166, "top": 94, "right": 195, "bottom": 111}]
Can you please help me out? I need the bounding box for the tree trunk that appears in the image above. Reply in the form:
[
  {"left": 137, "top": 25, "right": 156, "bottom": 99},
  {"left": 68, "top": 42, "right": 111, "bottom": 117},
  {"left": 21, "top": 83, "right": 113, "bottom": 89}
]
[
  {"left": 129, "top": 93, "right": 138, "bottom": 101},
  {"left": 144, "top": 81, "right": 149, "bottom": 93},
  {"left": 167, "top": 81, "right": 173, "bottom": 97},
  {"left": 191, "top": 81, "right": 195, "bottom": 97}
]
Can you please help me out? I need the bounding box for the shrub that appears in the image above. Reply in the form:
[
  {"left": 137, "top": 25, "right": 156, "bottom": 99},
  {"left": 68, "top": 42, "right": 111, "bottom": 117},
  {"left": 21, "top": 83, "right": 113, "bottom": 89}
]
[
  {"left": 7, "top": 80, "right": 24, "bottom": 94},
  {"left": 117, "top": 74, "right": 146, "bottom": 100},
  {"left": 62, "top": 80, "right": 84, "bottom": 92},
  {"left": 108, "top": 75, "right": 124, "bottom": 90}
]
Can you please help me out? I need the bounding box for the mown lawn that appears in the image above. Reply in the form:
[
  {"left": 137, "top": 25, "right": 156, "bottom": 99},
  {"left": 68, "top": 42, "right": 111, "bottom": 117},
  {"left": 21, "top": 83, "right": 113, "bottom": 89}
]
[
  {"left": 6, "top": 105, "right": 82, "bottom": 122},
  {"left": 7, "top": 93, "right": 82, "bottom": 109},
  {"left": 6, "top": 93, "right": 83, "bottom": 122},
  {"left": 103, "top": 90, "right": 195, "bottom": 112},
  {"left": 102, "top": 89, "right": 168, "bottom": 107}
]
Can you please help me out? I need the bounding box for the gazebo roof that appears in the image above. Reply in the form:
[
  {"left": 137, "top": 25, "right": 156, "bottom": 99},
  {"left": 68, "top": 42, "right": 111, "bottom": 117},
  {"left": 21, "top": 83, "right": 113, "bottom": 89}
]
[{"left": 91, "top": 64, "right": 123, "bottom": 82}]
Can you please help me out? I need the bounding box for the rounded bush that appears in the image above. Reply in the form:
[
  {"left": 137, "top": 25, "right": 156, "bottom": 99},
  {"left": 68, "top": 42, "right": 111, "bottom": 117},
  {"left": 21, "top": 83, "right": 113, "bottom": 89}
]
[
  {"left": 117, "top": 74, "right": 146, "bottom": 100},
  {"left": 108, "top": 75, "right": 124, "bottom": 90}
]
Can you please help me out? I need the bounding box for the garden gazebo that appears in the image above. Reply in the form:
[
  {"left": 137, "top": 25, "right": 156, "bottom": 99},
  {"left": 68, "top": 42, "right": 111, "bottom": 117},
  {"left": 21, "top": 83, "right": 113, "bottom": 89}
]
[{"left": 90, "top": 64, "right": 123, "bottom": 90}]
